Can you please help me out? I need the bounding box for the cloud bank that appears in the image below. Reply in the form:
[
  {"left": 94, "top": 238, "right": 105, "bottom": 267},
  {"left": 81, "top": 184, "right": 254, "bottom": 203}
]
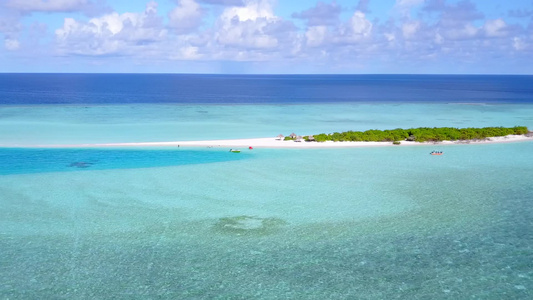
[{"left": 1, "top": 0, "right": 532, "bottom": 73}]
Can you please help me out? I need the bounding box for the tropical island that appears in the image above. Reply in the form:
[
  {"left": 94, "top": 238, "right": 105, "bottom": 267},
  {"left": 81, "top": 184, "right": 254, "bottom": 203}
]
[
  {"left": 285, "top": 126, "right": 530, "bottom": 144},
  {"left": 18, "top": 126, "right": 532, "bottom": 149}
]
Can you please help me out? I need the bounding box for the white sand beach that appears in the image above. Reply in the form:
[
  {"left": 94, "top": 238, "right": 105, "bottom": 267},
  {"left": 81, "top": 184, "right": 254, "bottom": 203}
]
[{"left": 23, "top": 134, "right": 533, "bottom": 149}]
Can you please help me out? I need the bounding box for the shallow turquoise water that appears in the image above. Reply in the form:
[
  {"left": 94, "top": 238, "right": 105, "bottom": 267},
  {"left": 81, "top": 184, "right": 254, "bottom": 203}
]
[
  {"left": 1, "top": 103, "right": 532, "bottom": 145},
  {"left": 0, "top": 148, "right": 247, "bottom": 175},
  {"left": 1, "top": 104, "right": 532, "bottom": 299},
  {"left": 1, "top": 142, "right": 532, "bottom": 298}
]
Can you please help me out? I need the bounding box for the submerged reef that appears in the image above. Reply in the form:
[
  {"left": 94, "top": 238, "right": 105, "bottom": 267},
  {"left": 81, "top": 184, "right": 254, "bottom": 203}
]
[
  {"left": 213, "top": 216, "right": 287, "bottom": 236},
  {"left": 69, "top": 162, "right": 94, "bottom": 168}
]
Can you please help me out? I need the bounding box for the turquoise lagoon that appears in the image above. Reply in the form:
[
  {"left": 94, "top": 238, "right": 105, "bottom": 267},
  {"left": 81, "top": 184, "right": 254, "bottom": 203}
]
[
  {"left": 1, "top": 103, "right": 532, "bottom": 145},
  {"left": 1, "top": 103, "right": 532, "bottom": 299}
]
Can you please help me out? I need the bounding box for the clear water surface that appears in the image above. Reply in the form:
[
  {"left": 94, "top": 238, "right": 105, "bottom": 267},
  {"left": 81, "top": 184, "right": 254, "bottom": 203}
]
[{"left": 0, "top": 74, "right": 532, "bottom": 299}]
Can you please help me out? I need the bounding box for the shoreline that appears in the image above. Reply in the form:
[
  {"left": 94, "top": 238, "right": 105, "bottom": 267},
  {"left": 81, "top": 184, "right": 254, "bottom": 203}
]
[{"left": 3, "top": 134, "right": 532, "bottom": 149}]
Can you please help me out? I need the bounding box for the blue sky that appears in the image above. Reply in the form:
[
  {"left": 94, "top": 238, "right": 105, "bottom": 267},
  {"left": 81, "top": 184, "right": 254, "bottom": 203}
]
[{"left": 1, "top": 0, "right": 532, "bottom": 74}]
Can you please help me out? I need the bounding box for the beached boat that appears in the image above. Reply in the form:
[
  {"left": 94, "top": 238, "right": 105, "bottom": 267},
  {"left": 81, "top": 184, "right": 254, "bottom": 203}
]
[
  {"left": 229, "top": 149, "right": 241, "bottom": 153},
  {"left": 430, "top": 151, "right": 443, "bottom": 155}
]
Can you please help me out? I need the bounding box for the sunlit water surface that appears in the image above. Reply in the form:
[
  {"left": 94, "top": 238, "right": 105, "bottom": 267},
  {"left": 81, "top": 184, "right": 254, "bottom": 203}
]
[
  {"left": 1, "top": 103, "right": 532, "bottom": 146},
  {"left": 1, "top": 103, "right": 532, "bottom": 299}
]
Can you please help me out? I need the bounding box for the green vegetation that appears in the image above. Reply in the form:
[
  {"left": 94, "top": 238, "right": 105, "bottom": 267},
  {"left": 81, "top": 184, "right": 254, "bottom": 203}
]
[{"left": 309, "top": 126, "right": 528, "bottom": 143}]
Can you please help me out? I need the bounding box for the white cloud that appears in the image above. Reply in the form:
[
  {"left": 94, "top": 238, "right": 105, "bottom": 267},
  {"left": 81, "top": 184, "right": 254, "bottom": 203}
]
[
  {"left": 332, "top": 10, "right": 373, "bottom": 45},
  {"left": 442, "top": 23, "right": 479, "bottom": 40},
  {"left": 402, "top": 21, "right": 419, "bottom": 39},
  {"left": 3, "top": 0, "right": 532, "bottom": 73},
  {"left": 55, "top": 1, "right": 166, "bottom": 55},
  {"left": 216, "top": 20, "right": 279, "bottom": 49},
  {"left": 394, "top": 0, "right": 424, "bottom": 18},
  {"left": 484, "top": 19, "right": 507, "bottom": 38},
  {"left": 49, "top": 0, "right": 299, "bottom": 62},
  {"left": 200, "top": 0, "right": 245, "bottom": 5},
  {"left": 434, "top": 32, "right": 443, "bottom": 44},
  {"left": 4, "top": 38, "right": 20, "bottom": 50},
  {"left": 396, "top": 0, "right": 424, "bottom": 6},
  {"left": 305, "top": 26, "right": 327, "bottom": 47},
  {"left": 513, "top": 37, "right": 527, "bottom": 51},
  {"left": 349, "top": 11, "right": 372, "bottom": 37},
  {"left": 292, "top": 1, "right": 341, "bottom": 26},
  {"left": 0, "top": 6, "right": 23, "bottom": 35},
  {"left": 171, "top": 45, "right": 202, "bottom": 60},
  {"left": 219, "top": 0, "right": 275, "bottom": 22},
  {"left": 168, "top": 0, "right": 204, "bottom": 34},
  {"left": 214, "top": 0, "right": 281, "bottom": 49},
  {"left": 6, "top": 0, "right": 89, "bottom": 11},
  {"left": 384, "top": 32, "right": 395, "bottom": 42},
  {"left": 5, "top": 0, "right": 108, "bottom": 16}
]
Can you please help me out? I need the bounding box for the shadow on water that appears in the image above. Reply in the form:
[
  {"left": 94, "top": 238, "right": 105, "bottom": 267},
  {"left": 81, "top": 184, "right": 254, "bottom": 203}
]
[{"left": 68, "top": 161, "right": 94, "bottom": 168}]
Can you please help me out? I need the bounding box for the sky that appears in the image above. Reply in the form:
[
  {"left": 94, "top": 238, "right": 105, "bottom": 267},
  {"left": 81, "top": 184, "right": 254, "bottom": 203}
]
[{"left": 1, "top": 0, "right": 532, "bottom": 74}]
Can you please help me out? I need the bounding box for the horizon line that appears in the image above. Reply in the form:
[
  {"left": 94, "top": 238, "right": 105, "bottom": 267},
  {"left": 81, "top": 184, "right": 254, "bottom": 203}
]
[{"left": 1, "top": 72, "right": 532, "bottom": 76}]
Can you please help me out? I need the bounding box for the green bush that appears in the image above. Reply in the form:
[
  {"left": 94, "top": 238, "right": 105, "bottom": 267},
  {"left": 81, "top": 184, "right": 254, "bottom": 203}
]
[{"left": 309, "top": 126, "right": 528, "bottom": 143}]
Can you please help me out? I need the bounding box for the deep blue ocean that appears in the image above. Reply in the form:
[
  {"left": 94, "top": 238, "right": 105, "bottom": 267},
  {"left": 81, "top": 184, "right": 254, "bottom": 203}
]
[
  {"left": 1, "top": 73, "right": 533, "bottom": 104},
  {"left": 1, "top": 74, "right": 532, "bottom": 299}
]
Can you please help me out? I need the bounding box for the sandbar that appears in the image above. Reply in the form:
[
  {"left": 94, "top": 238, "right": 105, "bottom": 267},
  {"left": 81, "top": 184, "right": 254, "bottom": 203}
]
[{"left": 11, "top": 134, "right": 533, "bottom": 149}]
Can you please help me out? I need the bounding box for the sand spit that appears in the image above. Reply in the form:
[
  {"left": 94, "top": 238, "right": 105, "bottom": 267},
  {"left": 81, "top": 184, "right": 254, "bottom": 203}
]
[{"left": 8, "top": 134, "right": 533, "bottom": 149}]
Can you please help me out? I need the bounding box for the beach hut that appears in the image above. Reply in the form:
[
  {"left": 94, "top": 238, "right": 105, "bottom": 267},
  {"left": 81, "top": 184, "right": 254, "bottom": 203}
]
[
  {"left": 289, "top": 133, "right": 297, "bottom": 139},
  {"left": 307, "top": 135, "right": 315, "bottom": 142},
  {"left": 295, "top": 135, "right": 303, "bottom": 142},
  {"left": 277, "top": 134, "right": 284, "bottom": 140}
]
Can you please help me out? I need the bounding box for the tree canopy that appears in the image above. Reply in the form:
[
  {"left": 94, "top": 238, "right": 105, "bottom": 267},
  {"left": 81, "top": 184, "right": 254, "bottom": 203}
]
[{"left": 302, "top": 126, "right": 528, "bottom": 143}]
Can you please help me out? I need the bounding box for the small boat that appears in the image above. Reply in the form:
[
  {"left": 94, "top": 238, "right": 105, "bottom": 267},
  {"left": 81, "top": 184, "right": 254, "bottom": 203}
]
[
  {"left": 229, "top": 149, "right": 241, "bottom": 153},
  {"left": 430, "top": 151, "right": 443, "bottom": 155}
]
